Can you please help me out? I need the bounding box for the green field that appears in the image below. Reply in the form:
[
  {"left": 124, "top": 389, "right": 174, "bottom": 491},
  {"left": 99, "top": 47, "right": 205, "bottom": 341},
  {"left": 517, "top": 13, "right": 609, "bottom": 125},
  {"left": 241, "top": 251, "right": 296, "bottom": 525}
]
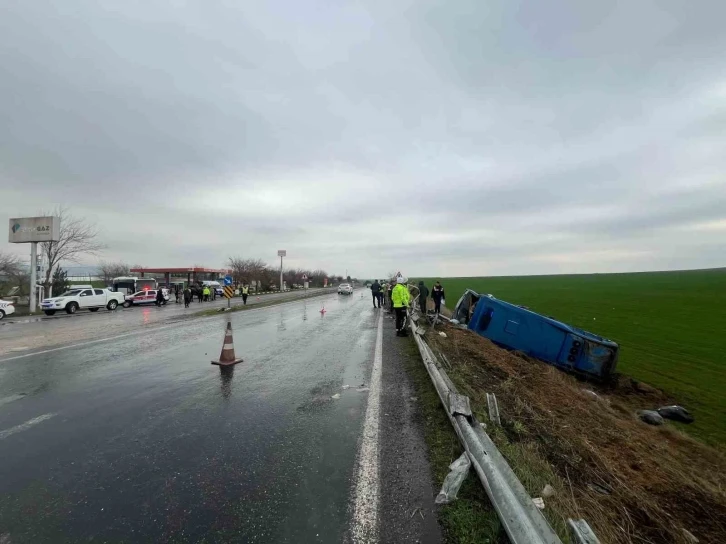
[{"left": 414, "top": 269, "right": 726, "bottom": 445}]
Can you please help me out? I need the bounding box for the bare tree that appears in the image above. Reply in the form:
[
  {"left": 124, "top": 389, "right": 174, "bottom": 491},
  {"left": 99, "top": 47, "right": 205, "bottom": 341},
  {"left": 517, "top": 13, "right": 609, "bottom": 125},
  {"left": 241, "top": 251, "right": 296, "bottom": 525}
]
[
  {"left": 40, "top": 207, "right": 105, "bottom": 293},
  {"left": 97, "top": 261, "right": 130, "bottom": 283},
  {"left": 228, "top": 257, "right": 269, "bottom": 285},
  {"left": 0, "top": 252, "right": 21, "bottom": 277},
  {"left": 0, "top": 252, "right": 27, "bottom": 295}
]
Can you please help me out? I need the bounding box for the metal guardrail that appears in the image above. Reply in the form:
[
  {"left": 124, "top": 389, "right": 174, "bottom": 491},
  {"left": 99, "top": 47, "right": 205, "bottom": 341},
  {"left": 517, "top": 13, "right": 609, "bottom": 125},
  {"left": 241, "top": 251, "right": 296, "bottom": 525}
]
[{"left": 407, "top": 291, "right": 599, "bottom": 544}]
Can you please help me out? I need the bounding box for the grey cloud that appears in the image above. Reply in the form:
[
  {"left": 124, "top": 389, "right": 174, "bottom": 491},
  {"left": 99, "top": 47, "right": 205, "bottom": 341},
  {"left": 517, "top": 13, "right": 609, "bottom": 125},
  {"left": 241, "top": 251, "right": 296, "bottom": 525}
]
[{"left": 1, "top": 0, "right": 725, "bottom": 277}]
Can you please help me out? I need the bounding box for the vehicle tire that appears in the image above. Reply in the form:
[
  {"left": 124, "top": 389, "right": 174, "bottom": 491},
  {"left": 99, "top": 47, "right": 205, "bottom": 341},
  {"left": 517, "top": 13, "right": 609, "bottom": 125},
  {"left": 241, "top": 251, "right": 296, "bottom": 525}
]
[
  {"left": 123, "top": 301, "right": 131, "bottom": 308},
  {"left": 0, "top": 310, "right": 5, "bottom": 320},
  {"left": 66, "top": 302, "right": 78, "bottom": 315},
  {"left": 89, "top": 308, "right": 99, "bottom": 312},
  {"left": 44, "top": 310, "right": 56, "bottom": 316},
  {"left": 107, "top": 300, "right": 118, "bottom": 311}
]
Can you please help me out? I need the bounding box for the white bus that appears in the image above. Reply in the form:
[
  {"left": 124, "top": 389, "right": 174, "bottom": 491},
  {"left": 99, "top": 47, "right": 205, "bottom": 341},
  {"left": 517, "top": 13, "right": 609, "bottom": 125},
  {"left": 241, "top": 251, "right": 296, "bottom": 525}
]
[{"left": 111, "top": 276, "right": 157, "bottom": 296}]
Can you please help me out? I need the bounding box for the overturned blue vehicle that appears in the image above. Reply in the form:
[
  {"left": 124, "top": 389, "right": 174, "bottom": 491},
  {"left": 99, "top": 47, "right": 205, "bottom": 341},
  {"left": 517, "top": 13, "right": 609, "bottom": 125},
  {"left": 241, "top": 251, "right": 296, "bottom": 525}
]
[{"left": 451, "top": 290, "right": 619, "bottom": 380}]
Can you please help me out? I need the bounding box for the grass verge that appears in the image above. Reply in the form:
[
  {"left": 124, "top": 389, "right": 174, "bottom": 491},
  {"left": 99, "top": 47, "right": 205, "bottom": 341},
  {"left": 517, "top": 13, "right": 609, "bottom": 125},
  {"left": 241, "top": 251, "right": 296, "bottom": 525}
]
[{"left": 401, "top": 340, "right": 507, "bottom": 544}]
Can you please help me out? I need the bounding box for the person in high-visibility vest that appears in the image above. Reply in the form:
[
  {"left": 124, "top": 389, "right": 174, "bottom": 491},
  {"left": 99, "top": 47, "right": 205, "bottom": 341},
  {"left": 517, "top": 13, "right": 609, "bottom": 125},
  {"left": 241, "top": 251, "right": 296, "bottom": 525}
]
[
  {"left": 241, "top": 283, "right": 249, "bottom": 305},
  {"left": 203, "top": 286, "right": 211, "bottom": 302},
  {"left": 391, "top": 276, "right": 410, "bottom": 336}
]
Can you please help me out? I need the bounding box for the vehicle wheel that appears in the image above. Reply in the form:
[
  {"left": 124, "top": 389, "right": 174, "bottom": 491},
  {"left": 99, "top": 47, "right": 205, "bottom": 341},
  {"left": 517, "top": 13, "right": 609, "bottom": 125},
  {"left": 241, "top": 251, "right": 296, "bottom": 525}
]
[
  {"left": 44, "top": 310, "right": 56, "bottom": 316},
  {"left": 66, "top": 302, "right": 78, "bottom": 315},
  {"left": 0, "top": 310, "right": 5, "bottom": 320},
  {"left": 107, "top": 300, "right": 118, "bottom": 310},
  {"left": 123, "top": 301, "right": 131, "bottom": 308},
  {"left": 89, "top": 308, "right": 99, "bottom": 312}
]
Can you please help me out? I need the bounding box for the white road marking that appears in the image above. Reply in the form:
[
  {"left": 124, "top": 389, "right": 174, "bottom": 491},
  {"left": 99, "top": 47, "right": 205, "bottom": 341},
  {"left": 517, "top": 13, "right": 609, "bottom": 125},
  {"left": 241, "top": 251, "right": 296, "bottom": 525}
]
[
  {"left": 351, "top": 311, "right": 383, "bottom": 543},
  {"left": 0, "top": 394, "right": 26, "bottom": 407},
  {"left": 0, "top": 296, "right": 328, "bottom": 363},
  {"left": 0, "top": 413, "right": 56, "bottom": 440}
]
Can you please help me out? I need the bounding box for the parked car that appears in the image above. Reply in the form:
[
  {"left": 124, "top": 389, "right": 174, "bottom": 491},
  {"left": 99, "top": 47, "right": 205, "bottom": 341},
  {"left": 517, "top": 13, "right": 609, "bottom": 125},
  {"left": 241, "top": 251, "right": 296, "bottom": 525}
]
[
  {"left": 40, "top": 288, "right": 126, "bottom": 315},
  {"left": 122, "top": 289, "right": 170, "bottom": 308},
  {"left": 0, "top": 300, "right": 15, "bottom": 320},
  {"left": 338, "top": 283, "right": 353, "bottom": 295}
]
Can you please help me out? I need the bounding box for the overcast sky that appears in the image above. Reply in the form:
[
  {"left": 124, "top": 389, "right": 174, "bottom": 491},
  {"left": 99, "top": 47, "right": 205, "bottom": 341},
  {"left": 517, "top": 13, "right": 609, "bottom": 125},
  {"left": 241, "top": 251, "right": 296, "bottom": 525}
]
[{"left": 1, "top": 0, "right": 725, "bottom": 278}]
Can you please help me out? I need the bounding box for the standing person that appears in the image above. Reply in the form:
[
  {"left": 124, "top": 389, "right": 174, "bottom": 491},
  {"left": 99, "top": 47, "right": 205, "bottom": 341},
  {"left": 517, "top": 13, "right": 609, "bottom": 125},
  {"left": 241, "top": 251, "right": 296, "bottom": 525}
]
[
  {"left": 183, "top": 285, "right": 192, "bottom": 308},
  {"left": 432, "top": 281, "right": 445, "bottom": 314},
  {"left": 387, "top": 281, "right": 394, "bottom": 313},
  {"left": 203, "top": 285, "right": 210, "bottom": 302},
  {"left": 197, "top": 285, "right": 204, "bottom": 303},
  {"left": 370, "top": 280, "right": 381, "bottom": 308},
  {"left": 155, "top": 288, "right": 165, "bottom": 307},
  {"left": 212, "top": 284, "right": 217, "bottom": 301},
  {"left": 241, "top": 283, "right": 249, "bottom": 305},
  {"left": 392, "top": 276, "right": 410, "bottom": 336},
  {"left": 418, "top": 280, "right": 429, "bottom": 315},
  {"left": 175, "top": 285, "right": 181, "bottom": 304}
]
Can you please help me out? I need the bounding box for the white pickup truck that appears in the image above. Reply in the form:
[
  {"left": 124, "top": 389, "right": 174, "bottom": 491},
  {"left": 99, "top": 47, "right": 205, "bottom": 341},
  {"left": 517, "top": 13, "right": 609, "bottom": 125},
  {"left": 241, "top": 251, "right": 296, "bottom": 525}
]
[{"left": 40, "top": 288, "right": 126, "bottom": 315}]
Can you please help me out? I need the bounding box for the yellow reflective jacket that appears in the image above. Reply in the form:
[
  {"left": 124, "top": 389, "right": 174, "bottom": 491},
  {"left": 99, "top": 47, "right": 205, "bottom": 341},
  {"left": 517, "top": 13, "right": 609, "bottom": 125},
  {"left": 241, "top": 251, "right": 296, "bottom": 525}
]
[
  {"left": 391, "top": 284, "right": 410, "bottom": 308},
  {"left": 203, "top": 287, "right": 210, "bottom": 295},
  {"left": 242, "top": 286, "right": 249, "bottom": 294}
]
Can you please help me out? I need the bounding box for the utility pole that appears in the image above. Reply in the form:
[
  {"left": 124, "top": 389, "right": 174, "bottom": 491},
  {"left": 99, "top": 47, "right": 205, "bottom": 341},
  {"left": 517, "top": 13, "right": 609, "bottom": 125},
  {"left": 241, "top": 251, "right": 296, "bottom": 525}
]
[
  {"left": 29, "top": 242, "right": 38, "bottom": 314},
  {"left": 278, "top": 250, "right": 286, "bottom": 291}
]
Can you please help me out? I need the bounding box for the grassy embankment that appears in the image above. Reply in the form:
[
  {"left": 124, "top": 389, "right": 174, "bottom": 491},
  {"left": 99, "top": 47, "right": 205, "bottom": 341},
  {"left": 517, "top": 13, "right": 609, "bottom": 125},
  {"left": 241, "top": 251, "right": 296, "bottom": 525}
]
[{"left": 414, "top": 269, "right": 726, "bottom": 445}]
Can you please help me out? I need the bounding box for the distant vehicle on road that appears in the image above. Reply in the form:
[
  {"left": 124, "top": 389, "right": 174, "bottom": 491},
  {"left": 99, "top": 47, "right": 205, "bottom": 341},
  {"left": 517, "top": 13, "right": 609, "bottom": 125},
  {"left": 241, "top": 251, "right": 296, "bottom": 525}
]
[
  {"left": 337, "top": 283, "right": 353, "bottom": 295},
  {"left": 0, "top": 300, "right": 15, "bottom": 320},
  {"left": 112, "top": 277, "right": 157, "bottom": 296},
  {"left": 41, "top": 288, "right": 125, "bottom": 315},
  {"left": 122, "top": 289, "right": 170, "bottom": 308}
]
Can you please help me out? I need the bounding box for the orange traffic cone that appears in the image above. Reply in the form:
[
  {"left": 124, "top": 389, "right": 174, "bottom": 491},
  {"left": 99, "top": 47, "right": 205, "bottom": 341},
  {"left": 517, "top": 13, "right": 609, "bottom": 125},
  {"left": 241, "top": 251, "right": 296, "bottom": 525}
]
[{"left": 211, "top": 321, "right": 244, "bottom": 366}]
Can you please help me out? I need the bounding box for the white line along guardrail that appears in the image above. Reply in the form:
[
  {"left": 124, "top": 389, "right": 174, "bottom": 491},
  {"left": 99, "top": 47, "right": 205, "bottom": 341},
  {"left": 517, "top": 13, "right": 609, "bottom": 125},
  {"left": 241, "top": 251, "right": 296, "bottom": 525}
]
[{"left": 407, "top": 288, "right": 599, "bottom": 544}]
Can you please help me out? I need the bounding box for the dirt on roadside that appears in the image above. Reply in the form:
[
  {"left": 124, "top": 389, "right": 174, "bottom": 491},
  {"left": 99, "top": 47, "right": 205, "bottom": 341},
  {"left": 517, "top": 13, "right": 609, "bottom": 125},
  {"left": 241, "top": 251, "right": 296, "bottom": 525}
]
[{"left": 427, "top": 324, "right": 726, "bottom": 544}]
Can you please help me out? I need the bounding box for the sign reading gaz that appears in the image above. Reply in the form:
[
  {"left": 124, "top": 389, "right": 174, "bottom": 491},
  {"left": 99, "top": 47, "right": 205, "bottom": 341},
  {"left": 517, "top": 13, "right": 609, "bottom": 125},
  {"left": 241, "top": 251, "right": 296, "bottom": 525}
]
[{"left": 8, "top": 216, "right": 60, "bottom": 244}]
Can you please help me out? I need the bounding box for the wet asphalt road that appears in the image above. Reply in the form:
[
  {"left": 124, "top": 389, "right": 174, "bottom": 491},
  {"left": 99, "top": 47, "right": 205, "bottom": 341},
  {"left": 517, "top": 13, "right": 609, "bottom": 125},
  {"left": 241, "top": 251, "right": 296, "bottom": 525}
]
[
  {"left": 0, "top": 289, "right": 328, "bottom": 358},
  {"left": 0, "top": 291, "right": 442, "bottom": 544},
  {"left": 0, "top": 292, "right": 379, "bottom": 543}
]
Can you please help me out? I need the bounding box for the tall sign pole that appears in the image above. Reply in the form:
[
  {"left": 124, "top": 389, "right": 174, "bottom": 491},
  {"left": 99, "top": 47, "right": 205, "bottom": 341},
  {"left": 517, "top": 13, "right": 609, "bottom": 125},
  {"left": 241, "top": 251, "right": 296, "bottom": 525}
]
[
  {"left": 8, "top": 216, "right": 60, "bottom": 314},
  {"left": 29, "top": 242, "right": 38, "bottom": 313},
  {"left": 277, "top": 250, "right": 286, "bottom": 292}
]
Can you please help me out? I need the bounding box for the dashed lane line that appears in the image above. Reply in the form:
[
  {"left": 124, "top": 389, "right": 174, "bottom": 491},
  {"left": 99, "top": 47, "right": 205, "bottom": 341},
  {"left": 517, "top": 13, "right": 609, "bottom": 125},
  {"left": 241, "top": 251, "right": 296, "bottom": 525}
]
[{"left": 0, "top": 413, "right": 56, "bottom": 440}]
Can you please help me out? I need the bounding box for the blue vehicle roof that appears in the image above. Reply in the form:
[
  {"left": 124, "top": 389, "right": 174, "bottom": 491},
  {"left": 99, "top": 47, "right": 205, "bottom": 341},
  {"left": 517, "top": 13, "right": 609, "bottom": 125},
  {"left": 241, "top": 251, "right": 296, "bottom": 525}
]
[{"left": 469, "top": 292, "right": 618, "bottom": 348}]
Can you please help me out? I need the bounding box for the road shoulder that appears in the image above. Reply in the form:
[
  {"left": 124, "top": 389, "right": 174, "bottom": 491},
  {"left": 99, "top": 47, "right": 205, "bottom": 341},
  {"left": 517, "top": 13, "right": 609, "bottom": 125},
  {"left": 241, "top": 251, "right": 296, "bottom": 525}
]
[{"left": 378, "top": 307, "right": 442, "bottom": 544}]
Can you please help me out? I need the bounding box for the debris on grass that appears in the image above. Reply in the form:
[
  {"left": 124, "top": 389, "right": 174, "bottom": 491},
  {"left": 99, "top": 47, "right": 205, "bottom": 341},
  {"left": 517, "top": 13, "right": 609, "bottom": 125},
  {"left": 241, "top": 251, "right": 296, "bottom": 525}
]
[
  {"left": 658, "top": 405, "right": 695, "bottom": 424},
  {"left": 637, "top": 409, "right": 665, "bottom": 426},
  {"left": 435, "top": 452, "right": 471, "bottom": 505}
]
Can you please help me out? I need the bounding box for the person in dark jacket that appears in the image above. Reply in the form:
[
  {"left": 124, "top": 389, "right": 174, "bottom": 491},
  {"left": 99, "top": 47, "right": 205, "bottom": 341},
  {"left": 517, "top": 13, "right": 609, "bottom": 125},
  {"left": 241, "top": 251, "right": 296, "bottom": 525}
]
[
  {"left": 183, "top": 286, "right": 192, "bottom": 308},
  {"left": 370, "top": 280, "right": 381, "bottom": 308},
  {"left": 155, "top": 288, "right": 165, "bottom": 307},
  {"left": 418, "top": 281, "right": 429, "bottom": 315},
  {"left": 431, "top": 281, "right": 445, "bottom": 314}
]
